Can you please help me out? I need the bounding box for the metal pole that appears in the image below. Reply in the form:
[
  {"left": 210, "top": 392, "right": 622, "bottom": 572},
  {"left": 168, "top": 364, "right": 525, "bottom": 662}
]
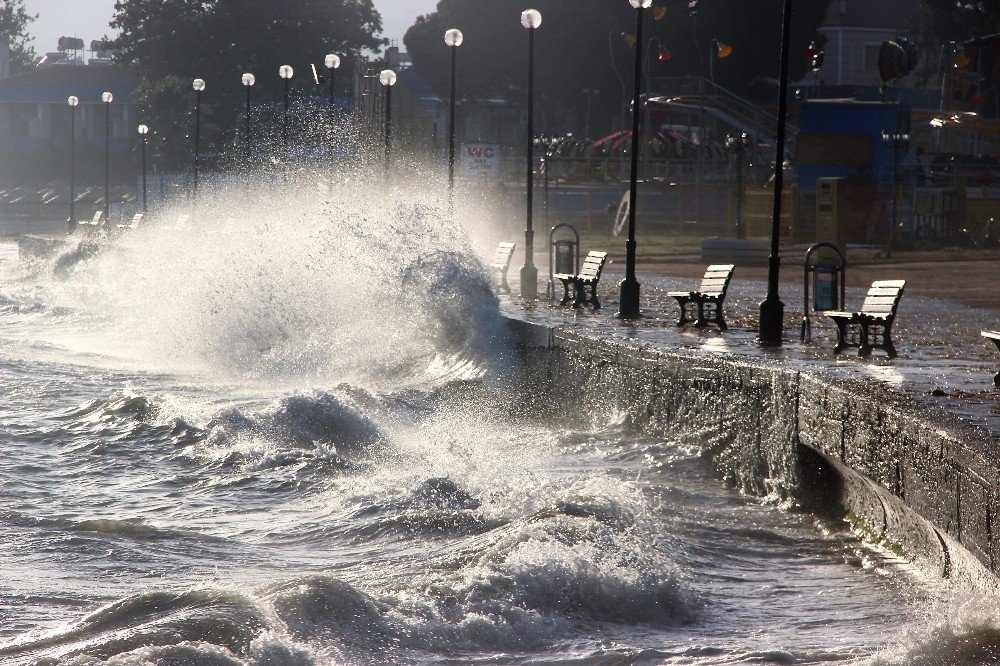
[
  {"left": 618, "top": 4, "right": 645, "bottom": 319},
  {"left": 736, "top": 139, "right": 745, "bottom": 239},
  {"left": 889, "top": 138, "right": 898, "bottom": 258},
  {"left": 141, "top": 132, "right": 147, "bottom": 213},
  {"left": 758, "top": 0, "right": 792, "bottom": 345},
  {"left": 519, "top": 27, "right": 538, "bottom": 298},
  {"left": 384, "top": 84, "right": 392, "bottom": 176},
  {"left": 104, "top": 100, "right": 111, "bottom": 221},
  {"left": 448, "top": 44, "right": 457, "bottom": 194},
  {"left": 544, "top": 152, "right": 550, "bottom": 226},
  {"left": 245, "top": 85, "right": 252, "bottom": 162},
  {"left": 193, "top": 89, "right": 201, "bottom": 197},
  {"left": 69, "top": 105, "right": 76, "bottom": 233},
  {"left": 283, "top": 79, "right": 289, "bottom": 157}
]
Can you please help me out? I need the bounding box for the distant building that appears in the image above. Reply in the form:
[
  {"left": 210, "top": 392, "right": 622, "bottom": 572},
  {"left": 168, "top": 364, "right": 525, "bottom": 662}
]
[
  {"left": 0, "top": 61, "right": 138, "bottom": 183},
  {"left": 818, "top": 0, "right": 920, "bottom": 89}
]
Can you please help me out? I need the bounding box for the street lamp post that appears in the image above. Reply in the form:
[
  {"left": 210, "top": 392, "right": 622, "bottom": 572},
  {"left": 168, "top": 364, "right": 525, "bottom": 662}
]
[
  {"left": 444, "top": 29, "right": 464, "bottom": 204},
  {"left": 758, "top": 0, "right": 793, "bottom": 346},
  {"left": 882, "top": 122, "right": 910, "bottom": 259},
  {"left": 725, "top": 132, "right": 749, "bottom": 239},
  {"left": 192, "top": 78, "right": 205, "bottom": 197},
  {"left": 379, "top": 69, "right": 397, "bottom": 176},
  {"left": 279, "top": 65, "right": 293, "bottom": 161},
  {"left": 138, "top": 124, "right": 148, "bottom": 213},
  {"left": 618, "top": 0, "right": 650, "bottom": 319},
  {"left": 242, "top": 73, "right": 255, "bottom": 163},
  {"left": 325, "top": 54, "right": 340, "bottom": 112},
  {"left": 520, "top": 8, "right": 542, "bottom": 299},
  {"left": 67, "top": 95, "right": 78, "bottom": 233},
  {"left": 102, "top": 91, "right": 113, "bottom": 222}
]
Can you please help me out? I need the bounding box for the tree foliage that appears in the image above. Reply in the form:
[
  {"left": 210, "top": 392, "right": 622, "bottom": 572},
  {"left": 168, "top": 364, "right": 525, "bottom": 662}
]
[
  {"left": 913, "top": 0, "right": 1000, "bottom": 81},
  {"left": 404, "top": 0, "right": 831, "bottom": 138},
  {"left": 0, "top": 0, "right": 38, "bottom": 74},
  {"left": 111, "top": 0, "right": 384, "bottom": 166}
]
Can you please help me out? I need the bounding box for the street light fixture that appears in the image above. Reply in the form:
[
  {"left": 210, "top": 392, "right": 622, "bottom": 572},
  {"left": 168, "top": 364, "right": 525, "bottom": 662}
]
[
  {"left": 520, "top": 8, "right": 542, "bottom": 299},
  {"left": 758, "top": 0, "right": 793, "bottom": 346},
  {"left": 279, "top": 65, "right": 294, "bottom": 160},
  {"left": 444, "top": 28, "right": 464, "bottom": 205},
  {"left": 379, "top": 69, "right": 397, "bottom": 176},
  {"left": 242, "top": 73, "right": 255, "bottom": 162},
  {"left": 725, "top": 132, "right": 750, "bottom": 239},
  {"left": 137, "top": 124, "right": 149, "bottom": 213},
  {"left": 192, "top": 78, "right": 205, "bottom": 197},
  {"left": 102, "top": 91, "right": 113, "bottom": 222},
  {"left": 67, "top": 95, "right": 79, "bottom": 233},
  {"left": 618, "top": 0, "right": 651, "bottom": 319}
]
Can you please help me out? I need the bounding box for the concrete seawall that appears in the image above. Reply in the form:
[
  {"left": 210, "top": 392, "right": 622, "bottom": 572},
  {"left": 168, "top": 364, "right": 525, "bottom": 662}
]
[{"left": 506, "top": 316, "right": 1000, "bottom": 588}]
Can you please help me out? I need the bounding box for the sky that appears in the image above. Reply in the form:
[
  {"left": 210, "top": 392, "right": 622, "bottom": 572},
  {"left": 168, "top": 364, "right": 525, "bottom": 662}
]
[{"left": 24, "top": 0, "right": 438, "bottom": 55}]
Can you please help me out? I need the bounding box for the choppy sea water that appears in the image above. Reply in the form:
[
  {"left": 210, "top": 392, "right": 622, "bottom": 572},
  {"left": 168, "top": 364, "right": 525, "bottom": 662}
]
[{"left": 1, "top": 179, "right": 999, "bottom": 665}]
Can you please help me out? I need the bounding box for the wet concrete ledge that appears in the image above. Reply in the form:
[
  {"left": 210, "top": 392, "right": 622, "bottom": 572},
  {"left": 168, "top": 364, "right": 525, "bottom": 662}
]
[{"left": 504, "top": 315, "right": 1000, "bottom": 589}]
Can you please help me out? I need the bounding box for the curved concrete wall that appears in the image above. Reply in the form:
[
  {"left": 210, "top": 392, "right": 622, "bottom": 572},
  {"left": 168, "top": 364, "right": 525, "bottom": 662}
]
[{"left": 508, "top": 317, "right": 999, "bottom": 589}]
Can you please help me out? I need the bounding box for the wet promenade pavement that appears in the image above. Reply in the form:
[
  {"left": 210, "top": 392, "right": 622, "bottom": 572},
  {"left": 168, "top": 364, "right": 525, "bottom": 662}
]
[{"left": 502, "top": 270, "right": 1000, "bottom": 435}]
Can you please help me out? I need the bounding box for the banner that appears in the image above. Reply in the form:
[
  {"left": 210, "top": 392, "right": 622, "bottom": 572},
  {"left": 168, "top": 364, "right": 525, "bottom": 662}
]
[{"left": 459, "top": 143, "right": 500, "bottom": 178}]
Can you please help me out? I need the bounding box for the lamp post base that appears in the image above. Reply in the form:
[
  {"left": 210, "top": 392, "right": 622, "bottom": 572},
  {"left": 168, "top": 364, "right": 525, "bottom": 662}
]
[
  {"left": 520, "top": 264, "right": 538, "bottom": 299},
  {"left": 617, "top": 277, "right": 641, "bottom": 319},
  {"left": 758, "top": 296, "right": 785, "bottom": 346}
]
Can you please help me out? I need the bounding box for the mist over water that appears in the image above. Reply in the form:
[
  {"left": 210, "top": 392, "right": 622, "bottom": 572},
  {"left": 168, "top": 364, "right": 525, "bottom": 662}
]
[{"left": 0, "top": 162, "right": 997, "bottom": 664}]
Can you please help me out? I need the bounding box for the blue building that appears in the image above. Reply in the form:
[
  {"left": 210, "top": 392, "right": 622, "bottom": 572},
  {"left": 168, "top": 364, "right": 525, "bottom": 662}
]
[{"left": 0, "top": 62, "right": 138, "bottom": 184}]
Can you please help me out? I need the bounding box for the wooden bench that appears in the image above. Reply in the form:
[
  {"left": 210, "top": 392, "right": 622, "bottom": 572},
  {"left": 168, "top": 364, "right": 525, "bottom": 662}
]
[
  {"left": 983, "top": 331, "right": 1000, "bottom": 385},
  {"left": 77, "top": 210, "right": 104, "bottom": 232},
  {"left": 826, "top": 280, "right": 905, "bottom": 358},
  {"left": 667, "top": 264, "right": 734, "bottom": 329},
  {"left": 490, "top": 242, "right": 516, "bottom": 293},
  {"left": 554, "top": 250, "right": 608, "bottom": 309},
  {"left": 116, "top": 213, "right": 144, "bottom": 231}
]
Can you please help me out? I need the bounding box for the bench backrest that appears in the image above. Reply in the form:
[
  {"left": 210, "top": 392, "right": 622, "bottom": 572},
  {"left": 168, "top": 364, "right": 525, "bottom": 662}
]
[
  {"left": 579, "top": 250, "right": 608, "bottom": 281},
  {"left": 698, "top": 264, "right": 734, "bottom": 297},
  {"left": 860, "top": 279, "right": 905, "bottom": 318},
  {"left": 492, "top": 242, "right": 516, "bottom": 268}
]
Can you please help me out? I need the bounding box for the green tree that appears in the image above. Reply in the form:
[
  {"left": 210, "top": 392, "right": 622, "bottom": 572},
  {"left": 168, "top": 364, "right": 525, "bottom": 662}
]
[
  {"left": 913, "top": 0, "right": 1000, "bottom": 81},
  {"left": 404, "top": 0, "right": 831, "bottom": 138},
  {"left": 0, "top": 0, "right": 38, "bottom": 74},
  {"left": 111, "top": 0, "right": 384, "bottom": 168}
]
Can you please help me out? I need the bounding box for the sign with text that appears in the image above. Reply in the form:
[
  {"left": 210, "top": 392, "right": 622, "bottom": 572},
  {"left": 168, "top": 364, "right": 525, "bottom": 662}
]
[{"left": 460, "top": 143, "right": 500, "bottom": 178}]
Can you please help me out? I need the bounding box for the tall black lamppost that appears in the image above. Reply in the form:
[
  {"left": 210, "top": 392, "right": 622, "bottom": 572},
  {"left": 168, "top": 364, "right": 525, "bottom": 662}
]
[
  {"left": 192, "top": 78, "right": 205, "bottom": 197},
  {"left": 758, "top": 0, "right": 793, "bottom": 346},
  {"left": 137, "top": 124, "right": 148, "bottom": 213},
  {"left": 101, "top": 91, "right": 113, "bottom": 221},
  {"left": 325, "top": 54, "right": 341, "bottom": 171},
  {"left": 325, "top": 54, "right": 340, "bottom": 111},
  {"left": 444, "top": 28, "right": 464, "bottom": 201},
  {"left": 67, "top": 95, "right": 78, "bottom": 233},
  {"left": 520, "top": 8, "right": 542, "bottom": 299},
  {"left": 242, "top": 73, "right": 255, "bottom": 163},
  {"left": 882, "top": 121, "right": 910, "bottom": 259},
  {"left": 725, "top": 132, "right": 749, "bottom": 239},
  {"left": 279, "top": 65, "right": 293, "bottom": 161},
  {"left": 379, "top": 69, "right": 397, "bottom": 176},
  {"left": 618, "top": 0, "right": 649, "bottom": 320}
]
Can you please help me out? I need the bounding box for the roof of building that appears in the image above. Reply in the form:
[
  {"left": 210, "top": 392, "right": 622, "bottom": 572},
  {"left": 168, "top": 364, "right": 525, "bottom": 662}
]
[{"left": 823, "top": 0, "right": 919, "bottom": 30}]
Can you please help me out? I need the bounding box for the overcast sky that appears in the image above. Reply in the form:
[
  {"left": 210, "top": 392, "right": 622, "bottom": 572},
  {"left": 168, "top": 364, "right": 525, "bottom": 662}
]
[{"left": 24, "top": 0, "right": 438, "bottom": 54}]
